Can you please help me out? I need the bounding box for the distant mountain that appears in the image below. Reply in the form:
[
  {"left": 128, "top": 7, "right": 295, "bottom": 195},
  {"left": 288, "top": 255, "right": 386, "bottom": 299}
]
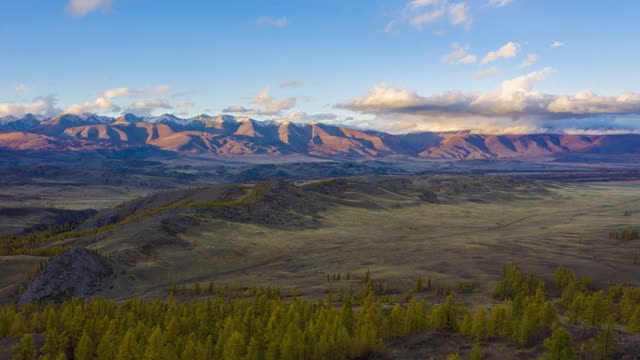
[
  {"left": 0, "top": 112, "right": 639, "bottom": 159},
  {"left": 0, "top": 114, "right": 43, "bottom": 131}
]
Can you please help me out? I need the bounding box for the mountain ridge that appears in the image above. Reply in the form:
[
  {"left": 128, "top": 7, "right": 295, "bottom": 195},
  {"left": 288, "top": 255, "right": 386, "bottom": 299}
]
[{"left": 1, "top": 112, "right": 639, "bottom": 159}]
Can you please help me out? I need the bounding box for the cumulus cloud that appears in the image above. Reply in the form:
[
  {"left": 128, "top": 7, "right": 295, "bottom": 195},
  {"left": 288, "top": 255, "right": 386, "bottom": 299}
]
[
  {"left": 222, "top": 86, "right": 296, "bottom": 117},
  {"left": 67, "top": 0, "right": 112, "bottom": 17},
  {"left": 122, "top": 98, "right": 172, "bottom": 117},
  {"left": 550, "top": 41, "right": 565, "bottom": 48},
  {"left": 441, "top": 43, "right": 476, "bottom": 64},
  {"left": 280, "top": 81, "right": 301, "bottom": 88},
  {"left": 482, "top": 41, "right": 519, "bottom": 64},
  {"left": 256, "top": 16, "right": 289, "bottom": 28},
  {"left": 520, "top": 53, "right": 539, "bottom": 68},
  {"left": 0, "top": 95, "right": 62, "bottom": 118},
  {"left": 337, "top": 68, "right": 640, "bottom": 133},
  {"left": 487, "top": 0, "right": 512, "bottom": 7},
  {"left": 64, "top": 87, "right": 129, "bottom": 114},
  {"left": 474, "top": 67, "right": 501, "bottom": 79},
  {"left": 252, "top": 86, "right": 296, "bottom": 115}
]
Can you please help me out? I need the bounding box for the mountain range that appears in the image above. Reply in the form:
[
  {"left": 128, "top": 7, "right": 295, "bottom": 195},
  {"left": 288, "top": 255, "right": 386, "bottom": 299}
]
[{"left": 1, "top": 112, "right": 639, "bottom": 159}]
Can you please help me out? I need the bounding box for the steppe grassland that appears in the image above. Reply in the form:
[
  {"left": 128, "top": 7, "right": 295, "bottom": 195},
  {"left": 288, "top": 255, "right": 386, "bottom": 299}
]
[{"left": 123, "top": 180, "right": 640, "bottom": 301}]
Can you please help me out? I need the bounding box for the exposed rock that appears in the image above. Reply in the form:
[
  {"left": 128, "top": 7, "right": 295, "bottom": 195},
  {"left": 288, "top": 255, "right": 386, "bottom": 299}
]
[{"left": 18, "top": 248, "right": 114, "bottom": 305}]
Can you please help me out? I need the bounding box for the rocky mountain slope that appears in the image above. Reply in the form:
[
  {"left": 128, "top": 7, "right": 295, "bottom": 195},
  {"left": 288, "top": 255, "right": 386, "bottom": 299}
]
[{"left": 1, "top": 113, "right": 639, "bottom": 159}]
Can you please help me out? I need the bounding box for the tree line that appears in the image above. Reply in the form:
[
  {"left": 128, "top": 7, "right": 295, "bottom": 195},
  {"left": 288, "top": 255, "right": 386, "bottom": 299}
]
[{"left": 4, "top": 264, "right": 640, "bottom": 359}]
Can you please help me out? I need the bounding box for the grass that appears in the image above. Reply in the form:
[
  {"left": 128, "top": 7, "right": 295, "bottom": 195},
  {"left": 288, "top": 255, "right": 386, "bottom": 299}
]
[
  {"left": 1, "top": 177, "right": 639, "bottom": 305},
  {"left": 81, "top": 178, "right": 640, "bottom": 302}
]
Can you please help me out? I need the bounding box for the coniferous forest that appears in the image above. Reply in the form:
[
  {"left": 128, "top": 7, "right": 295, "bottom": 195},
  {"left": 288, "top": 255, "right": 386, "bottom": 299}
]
[{"left": 3, "top": 265, "right": 640, "bottom": 359}]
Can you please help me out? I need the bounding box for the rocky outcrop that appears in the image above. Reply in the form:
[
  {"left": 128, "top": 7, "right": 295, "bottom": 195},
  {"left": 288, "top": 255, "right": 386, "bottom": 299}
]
[{"left": 18, "top": 248, "right": 114, "bottom": 305}]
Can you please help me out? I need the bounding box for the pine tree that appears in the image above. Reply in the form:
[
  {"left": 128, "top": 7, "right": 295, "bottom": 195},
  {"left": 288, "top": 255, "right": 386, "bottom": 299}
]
[
  {"left": 223, "top": 331, "right": 246, "bottom": 360},
  {"left": 181, "top": 338, "right": 198, "bottom": 360},
  {"left": 12, "top": 333, "right": 36, "bottom": 360},
  {"left": 143, "top": 326, "right": 164, "bottom": 360},
  {"left": 245, "top": 337, "right": 263, "bottom": 360},
  {"left": 585, "top": 292, "right": 608, "bottom": 328},
  {"left": 470, "top": 340, "right": 482, "bottom": 360},
  {"left": 626, "top": 306, "right": 640, "bottom": 332},
  {"left": 290, "top": 287, "right": 299, "bottom": 302},
  {"left": 116, "top": 329, "right": 139, "bottom": 360},
  {"left": 592, "top": 317, "right": 619, "bottom": 360},
  {"left": 427, "top": 275, "right": 432, "bottom": 289},
  {"left": 96, "top": 321, "right": 119, "bottom": 360},
  {"left": 542, "top": 327, "right": 577, "bottom": 360},
  {"left": 415, "top": 277, "right": 423, "bottom": 292},
  {"left": 517, "top": 303, "right": 538, "bottom": 346},
  {"left": 41, "top": 328, "right": 60, "bottom": 358},
  {"left": 280, "top": 324, "right": 304, "bottom": 360},
  {"left": 74, "top": 331, "right": 94, "bottom": 360},
  {"left": 471, "top": 307, "right": 488, "bottom": 341},
  {"left": 460, "top": 314, "right": 472, "bottom": 336}
]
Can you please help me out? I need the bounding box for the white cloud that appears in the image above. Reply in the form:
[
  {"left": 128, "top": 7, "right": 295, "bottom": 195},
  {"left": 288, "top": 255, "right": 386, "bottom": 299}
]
[
  {"left": 550, "top": 41, "right": 565, "bottom": 48},
  {"left": 123, "top": 98, "right": 172, "bottom": 117},
  {"left": 256, "top": 16, "right": 289, "bottom": 28},
  {"left": 482, "top": 41, "right": 519, "bottom": 64},
  {"left": 176, "top": 102, "right": 195, "bottom": 116},
  {"left": 441, "top": 43, "right": 477, "bottom": 64},
  {"left": 520, "top": 53, "right": 539, "bottom": 67},
  {"left": 397, "top": 0, "right": 473, "bottom": 31},
  {"left": 474, "top": 67, "right": 501, "bottom": 79},
  {"left": 338, "top": 68, "right": 640, "bottom": 133},
  {"left": 280, "top": 81, "right": 301, "bottom": 88},
  {"left": 0, "top": 95, "right": 61, "bottom": 118},
  {"left": 409, "top": 0, "right": 442, "bottom": 10},
  {"left": 410, "top": 8, "right": 446, "bottom": 27},
  {"left": 64, "top": 87, "right": 129, "bottom": 114},
  {"left": 67, "top": 0, "right": 112, "bottom": 17},
  {"left": 487, "top": 0, "right": 512, "bottom": 7},
  {"left": 282, "top": 112, "right": 338, "bottom": 123},
  {"left": 15, "top": 84, "right": 28, "bottom": 97},
  {"left": 252, "top": 86, "right": 296, "bottom": 115},
  {"left": 222, "top": 86, "right": 296, "bottom": 117},
  {"left": 449, "top": 2, "right": 472, "bottom": 30},
  {"left": 222, "top": 105, "right": 252, "bottom": 113}
]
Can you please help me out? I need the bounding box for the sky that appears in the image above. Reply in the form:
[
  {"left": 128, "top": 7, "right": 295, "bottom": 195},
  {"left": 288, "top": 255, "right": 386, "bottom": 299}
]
[{"left": 1, "top": 0, "right": 639, "bottom": 134}]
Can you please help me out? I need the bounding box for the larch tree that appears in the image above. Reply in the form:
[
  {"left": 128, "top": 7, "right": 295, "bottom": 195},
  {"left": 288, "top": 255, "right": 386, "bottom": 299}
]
[
  {"left": 542, "top": 327, "right": 577, "bottom": 360},
  {"left": 74, "top": 330, "right": 94, "bottom": 360}
]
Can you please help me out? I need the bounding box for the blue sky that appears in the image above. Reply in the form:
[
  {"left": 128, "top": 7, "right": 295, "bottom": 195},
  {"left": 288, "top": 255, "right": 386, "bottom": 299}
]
[{"left": 1, "top": 0, "right": 639, "bottom": 133}]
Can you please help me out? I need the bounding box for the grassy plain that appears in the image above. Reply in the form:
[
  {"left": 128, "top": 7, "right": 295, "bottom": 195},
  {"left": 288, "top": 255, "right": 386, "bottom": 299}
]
[{"left": 75, "top": 177, "right": 640, "bottom": 302}]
